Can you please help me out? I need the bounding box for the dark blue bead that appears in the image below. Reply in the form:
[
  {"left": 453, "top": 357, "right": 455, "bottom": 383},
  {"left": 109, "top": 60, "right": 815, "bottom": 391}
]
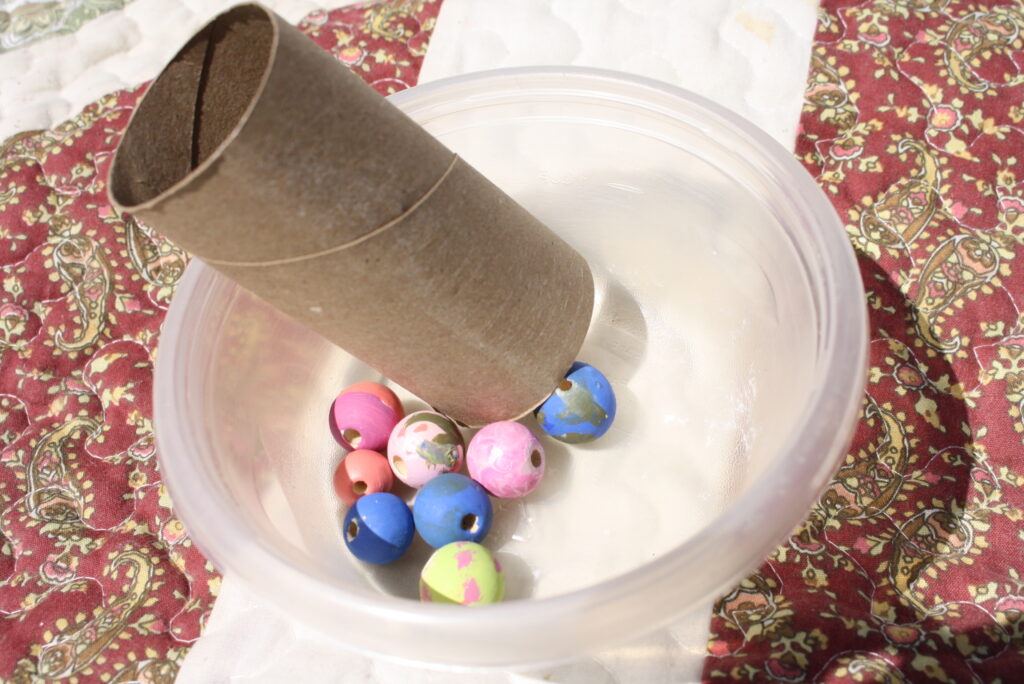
[
  {"left": 413, "top": 473, "right": 493, "bottom": 548},
  {"left": 343, "top": 492, "right": 414, "bottom": 564}
]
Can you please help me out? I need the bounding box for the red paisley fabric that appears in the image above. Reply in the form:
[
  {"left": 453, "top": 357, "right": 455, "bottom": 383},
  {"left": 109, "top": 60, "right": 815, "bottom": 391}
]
[
  {"left": 704, "top": 1, "right": 1024, "bottom": 681},
  {"left": 5, "top": 0, "right": 1024, "bottom": 681},
  {"left": 0, "top": 2, "right": 439, "bottom": 680}
]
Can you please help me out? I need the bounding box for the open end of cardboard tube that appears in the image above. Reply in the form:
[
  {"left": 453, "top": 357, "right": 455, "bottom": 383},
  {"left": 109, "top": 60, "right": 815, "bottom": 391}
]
[{"left": 110, "top": 4, "right": 274, "bottom": 209}]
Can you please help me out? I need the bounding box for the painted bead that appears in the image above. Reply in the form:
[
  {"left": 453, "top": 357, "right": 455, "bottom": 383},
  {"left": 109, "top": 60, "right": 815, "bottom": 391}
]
[
  {"left": 413, "top": 473, "right": 493, "bottom": 548},
  {"left": 534, "top": 362, "right": 616, "bottom": 443},
  {"left": 387, "top": 411, "right": 464, "bottom": 488},
  {"left": 343, "top": 492, "right": 414, "bottom": 565},
  {"left": 330, "top": 382, "right": 403, "bottom": 451},
  {"left": 419, "top": 541, "right": 504, "bottom": 605},
  {"left": 333, "top": 449, "right": 393, "bottom": 506},
  {"left": 341, "top": 381, "right": 404, "bottom": 418},
  {"left": 467, "top": 421, "right": 545, "bottom": 498}
]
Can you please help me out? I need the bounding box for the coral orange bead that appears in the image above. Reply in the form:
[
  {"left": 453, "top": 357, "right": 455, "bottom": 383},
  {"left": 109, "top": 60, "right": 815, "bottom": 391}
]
[{"left": 333, "top": 449, "right": 393, "bottom": 506}]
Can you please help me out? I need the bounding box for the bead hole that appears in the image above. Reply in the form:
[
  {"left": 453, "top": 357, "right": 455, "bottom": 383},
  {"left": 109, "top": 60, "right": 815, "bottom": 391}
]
[
  {"left": 392, "top": 455, "right": 407, "bottom": 476},
  {"left": 342, "top": 429, "right": 362, "bottom": 448},
  {"left": 530, "top": 450, "right": 542, "bottom": 468},
  {"left": 346, "top": 519, "right": 359, "bottom": 542},
  {"left": 460, "top": 513, "right": 479, "bottom": 533},
  {"left": 352, "top": 480, "right": 367, "bottom": 495},
  {"left": 558, "top": 379, "right": 573, "bottom": 392}
]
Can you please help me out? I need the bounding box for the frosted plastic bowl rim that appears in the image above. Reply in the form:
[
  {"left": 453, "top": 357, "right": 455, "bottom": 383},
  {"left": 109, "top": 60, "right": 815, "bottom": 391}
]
[{"left": 154, "top": 65, "right": 868, "bottom": 663}]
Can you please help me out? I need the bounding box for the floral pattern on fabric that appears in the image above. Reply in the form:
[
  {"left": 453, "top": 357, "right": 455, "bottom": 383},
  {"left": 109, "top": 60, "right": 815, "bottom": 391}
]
[
  {"left": 704, "top": 1, "right": 1024, "bottom": 681},
  {"left": 0, "top": 1, "right": 440, "bottom": 680}
]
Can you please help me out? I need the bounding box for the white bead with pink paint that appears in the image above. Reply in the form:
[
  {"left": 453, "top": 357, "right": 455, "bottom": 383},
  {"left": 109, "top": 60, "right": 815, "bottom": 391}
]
[
  {"left": 466, "top": 421, "right": 545, "bottom": 498},
  {"left": 386, "top": 410, "right": 465, "bottom": 488}
]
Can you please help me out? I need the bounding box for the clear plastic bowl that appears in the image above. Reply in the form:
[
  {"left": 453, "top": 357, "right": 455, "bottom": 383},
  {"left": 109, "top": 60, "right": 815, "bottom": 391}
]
[{"left": 155, "top": 67, "right": 867, "bottom": 668}]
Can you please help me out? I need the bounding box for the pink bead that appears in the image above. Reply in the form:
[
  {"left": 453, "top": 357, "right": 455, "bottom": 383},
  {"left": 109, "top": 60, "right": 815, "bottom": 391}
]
[
  {"left": 333, "top": 449, "right": 393, "bottom": 506},
  {"left": 340, "top": 382, "right": 404, "bottom": 419},
  {"left": 467, "top": 421, "right": 545, "bottom": 498},
  {"left": 330, "top": 389, "right": 402, "bottom": 452}
]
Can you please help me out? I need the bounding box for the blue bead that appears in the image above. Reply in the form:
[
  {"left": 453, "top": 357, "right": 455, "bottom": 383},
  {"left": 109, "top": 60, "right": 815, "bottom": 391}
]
[
  {"left": 413, "top": 473, "right": 493, "bottom": 548},
  {"left": 534, "top": 362, "right": 616, "bottom": 444},
  {"left": 343, "top": 492, "right": 414, "bottom": 564}
]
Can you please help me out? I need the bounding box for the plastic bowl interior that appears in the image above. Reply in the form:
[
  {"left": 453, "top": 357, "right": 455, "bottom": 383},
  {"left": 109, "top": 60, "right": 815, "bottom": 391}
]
[{"left": 155, "top": 67, "right": 867, "bottom": 667}]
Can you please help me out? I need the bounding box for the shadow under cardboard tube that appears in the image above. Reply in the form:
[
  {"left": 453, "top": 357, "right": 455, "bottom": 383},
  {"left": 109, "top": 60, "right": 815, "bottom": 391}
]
[{"left": 579, "top": 266, "right": 649, "bottom": 387}]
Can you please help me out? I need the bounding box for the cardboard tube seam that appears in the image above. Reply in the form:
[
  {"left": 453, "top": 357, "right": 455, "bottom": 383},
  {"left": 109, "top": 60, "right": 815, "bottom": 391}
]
[
  {"left": 190, "top": 24, "right": 217, "bottom": 170},
  {"left": 202, "top": 153, "right": 461, "bottom": 268}
]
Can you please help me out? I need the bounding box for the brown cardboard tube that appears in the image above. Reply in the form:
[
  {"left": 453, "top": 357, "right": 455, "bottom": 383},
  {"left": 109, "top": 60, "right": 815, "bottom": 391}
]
[{"left": 109, "top": 4, "right": 594, "bottom": 427}]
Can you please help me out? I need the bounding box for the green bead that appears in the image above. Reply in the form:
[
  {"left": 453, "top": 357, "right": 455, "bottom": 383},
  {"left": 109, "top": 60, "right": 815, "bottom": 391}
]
[{"left": 419, "top": 541, "right": 504, "bottom": 605}]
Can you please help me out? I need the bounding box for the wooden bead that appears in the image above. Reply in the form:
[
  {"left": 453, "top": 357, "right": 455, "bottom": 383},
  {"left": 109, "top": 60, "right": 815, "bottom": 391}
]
[
  {"left": 343, "top": 492, "right": 414, "bottom": 565},
  {"left": 333, "top": 449, "right": 393, "bottom": 506},
  {"left": 413, "top": 473, "right": 492, "bottom": 548},
  {"left": 387, "top": 411, "right": 464, "bottom": 488},
  {"left": 341, "top": 382, "right": 404, "bottom": 418},
  {"left": 330, "top": 383, "right": 403, "bottom": 451},
  {"left": 467, "top": 421, "right": 545, "bottom": 498},
  {"left": 419, "top": 541, "right": 504, "bottom": 605},
  {"left": 534, "top": 362, "right": 616, "bottom": 443}
]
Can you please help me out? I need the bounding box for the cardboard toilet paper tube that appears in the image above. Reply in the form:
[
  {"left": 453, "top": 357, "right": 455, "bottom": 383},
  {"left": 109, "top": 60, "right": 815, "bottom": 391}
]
[{"left": 109, "top": 4, "right": 594, "bottom": 427}]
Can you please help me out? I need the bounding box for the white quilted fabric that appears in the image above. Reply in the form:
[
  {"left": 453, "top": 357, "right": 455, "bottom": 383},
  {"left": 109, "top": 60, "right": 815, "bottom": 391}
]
[
  {"left": 419, "top": 0, "right": 818, "bottom": 148},
  {"left": 0, "top": 0, "right": 322, "bottom": 140},
  {"left": 181, "top": 577, "right": 715, "bottom": 683}
]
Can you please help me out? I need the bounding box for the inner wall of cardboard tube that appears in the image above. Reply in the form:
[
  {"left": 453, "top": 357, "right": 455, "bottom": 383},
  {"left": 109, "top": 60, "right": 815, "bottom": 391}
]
[{"left": 109, "top": 5, "right": 273, "bottom": 207}]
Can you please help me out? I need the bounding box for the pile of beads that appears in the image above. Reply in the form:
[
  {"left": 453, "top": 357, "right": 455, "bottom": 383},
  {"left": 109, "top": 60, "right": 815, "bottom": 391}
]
[{"left": 329, "top": 362, "right": 616, "bottom": 605}]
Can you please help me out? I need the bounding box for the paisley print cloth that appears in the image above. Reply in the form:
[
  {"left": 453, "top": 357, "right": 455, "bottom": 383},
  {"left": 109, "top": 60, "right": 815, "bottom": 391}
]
[
  {"left": 704, "top": 0, "right": 1024, "bottom": 681},
  {"left": 5, "top": 0, "right": 1024, "bottom": 680},
  {"left": 0, "top": 1, "right": 440, "bottom": 680}
]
